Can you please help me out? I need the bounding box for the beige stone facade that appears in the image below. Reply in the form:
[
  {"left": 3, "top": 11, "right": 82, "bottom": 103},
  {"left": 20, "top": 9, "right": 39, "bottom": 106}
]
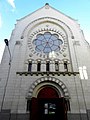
[{"left": 0, "top": 3, "right": 90, "bottom": 120}]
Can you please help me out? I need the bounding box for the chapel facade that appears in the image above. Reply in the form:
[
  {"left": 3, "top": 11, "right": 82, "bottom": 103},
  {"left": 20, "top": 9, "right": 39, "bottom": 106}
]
[{"left": 0, "top": 3, "right": 90, "bottom": 120}]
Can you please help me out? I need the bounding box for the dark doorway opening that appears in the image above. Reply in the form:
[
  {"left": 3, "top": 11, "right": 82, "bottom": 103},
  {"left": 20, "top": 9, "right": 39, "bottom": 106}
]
[{"left": 29, "top": 86, "right": 68, "bottom": 120}]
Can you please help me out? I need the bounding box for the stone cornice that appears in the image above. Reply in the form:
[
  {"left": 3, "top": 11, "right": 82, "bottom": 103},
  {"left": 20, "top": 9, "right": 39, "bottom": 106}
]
[{"left": 16, "top": 71, "right": 79, "bottom": 76}]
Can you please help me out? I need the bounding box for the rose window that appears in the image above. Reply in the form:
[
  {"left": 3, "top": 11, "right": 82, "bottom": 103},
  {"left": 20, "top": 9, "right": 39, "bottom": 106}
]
[{"left": 33, "top": 32, "right": 63, "bottom": 54}]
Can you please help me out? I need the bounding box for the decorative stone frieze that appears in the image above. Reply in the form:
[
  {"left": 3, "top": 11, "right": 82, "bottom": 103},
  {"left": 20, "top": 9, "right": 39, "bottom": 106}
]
[{"left": 26, "top": 76, "right": 70, "bottom": 99}]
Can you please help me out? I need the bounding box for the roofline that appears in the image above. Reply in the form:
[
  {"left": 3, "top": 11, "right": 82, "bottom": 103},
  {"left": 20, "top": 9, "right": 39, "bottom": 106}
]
[{"left": 17, "top": 3, "right": 76, "bottom": 22}]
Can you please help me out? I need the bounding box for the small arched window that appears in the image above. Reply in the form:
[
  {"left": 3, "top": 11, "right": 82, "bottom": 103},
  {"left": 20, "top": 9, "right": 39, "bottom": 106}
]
[
  {"left": 37, "top": 61, "right": 41, "bottom": 71},
  {"left": 55, "top": 61, "right": 59, "bottom": 71},
  {"left": 28, "top": 62, "right": 32, "bottom": 72},
  {"left": 64, "top": 61, "right": 68, "bottom": 71},
  {"left": 46, "top": 61, "right": 50, "bottom": 71}
]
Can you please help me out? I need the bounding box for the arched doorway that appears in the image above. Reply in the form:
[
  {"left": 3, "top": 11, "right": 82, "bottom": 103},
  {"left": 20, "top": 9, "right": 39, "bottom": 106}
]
[
  {"left": 30, "top": 86, "right": 68, "bottom": 120},
  {"left": 37, "top": 86, "right": 59, "bottom": 98}
]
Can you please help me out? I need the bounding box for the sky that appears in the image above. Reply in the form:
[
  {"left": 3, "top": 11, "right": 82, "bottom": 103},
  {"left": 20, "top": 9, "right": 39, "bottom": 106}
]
[{"left": 0, "top": 0, "right": 90, "bottom": 63}]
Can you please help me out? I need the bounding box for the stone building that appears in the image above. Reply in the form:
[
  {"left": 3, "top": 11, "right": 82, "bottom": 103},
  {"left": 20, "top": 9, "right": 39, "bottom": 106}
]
[{"left": 0, "top": 3, "right": 90, "bottom": 120}]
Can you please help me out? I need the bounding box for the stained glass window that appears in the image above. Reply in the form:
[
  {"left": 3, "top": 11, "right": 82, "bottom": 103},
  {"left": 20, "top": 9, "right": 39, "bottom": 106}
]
[{"left": 33, "top": 32, "right": 63, "bottom": 54}]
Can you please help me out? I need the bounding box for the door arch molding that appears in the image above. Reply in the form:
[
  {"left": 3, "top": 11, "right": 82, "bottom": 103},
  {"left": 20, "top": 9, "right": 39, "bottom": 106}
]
[{"left": 26, "top": 76, "right": 70, "bottom": 99}]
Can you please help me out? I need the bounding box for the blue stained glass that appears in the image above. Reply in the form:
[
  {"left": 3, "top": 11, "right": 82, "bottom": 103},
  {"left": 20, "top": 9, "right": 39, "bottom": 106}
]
[
  {"left": 44, "top": 32, "right": 51, "bottom": 36},
  {"left": 53, "top": 40, "right": 59, "bottom": 45},
  {"left": 42, "top": 39, "right": 47, "bottom": 43},
  {"left": 55, "top": 47, "right": 60, "bottom": 51},
  {"left": 51, "top": 45, "right": 58, "bottom": 51},
  {"left": 37, "top": 35, "right": 44, "bottom": 40},
  {"left": 33, "top": 32, "right": 63, "bottom": 54},
  {"left": 45, "top": 44, "right": 51, "bottom": 48},
  {"left": 36, "top": 34, "right": 42, "bottom": 38},
  {"left": 44, "top": 32, "right": 51, "bottom": 39},
  {"left": 59, "top": 39, "right": 63, "bottom": 44},
  {"left": 35, "top": 47, "right": 41, "bottom": 52},
  {"left": 39, "top": 37, "right": 45, "bottom": 40},
  {"left": 44, "top": 47, "right": 52, "bottom": 53},
  {"left": 53, "top": 34, "right": 59, "bottom": 38},
  {"left": 33, "top": 39, "right": 36, "bottom": 44},
  {"left": 42, "top": 43, "right": 47, "bottom": 47},
  {"left": 33, "top": 39, "right": 42, "bottom": 45},
  {"left": 50, "top": 35, "right": 57, "bottom": 40},
  {"left": 37, "top": 45, "right": 44, "bottom": 51}
]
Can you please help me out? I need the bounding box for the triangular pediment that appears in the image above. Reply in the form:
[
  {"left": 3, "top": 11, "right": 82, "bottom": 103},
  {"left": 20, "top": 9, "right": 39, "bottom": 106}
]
[{"left": 18, "top": 3, "right": 76, "bottom": 23}]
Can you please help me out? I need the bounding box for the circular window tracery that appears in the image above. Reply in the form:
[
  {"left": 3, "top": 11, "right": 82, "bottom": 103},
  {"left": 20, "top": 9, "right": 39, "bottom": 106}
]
[{"left": 33, "top": 32, "right": 63, "bottom": 54}]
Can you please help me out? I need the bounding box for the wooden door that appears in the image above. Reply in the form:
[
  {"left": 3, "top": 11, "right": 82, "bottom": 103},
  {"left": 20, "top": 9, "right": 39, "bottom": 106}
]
[{"left": 30, "top": 86, "right": 67, "bottom": 120}]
